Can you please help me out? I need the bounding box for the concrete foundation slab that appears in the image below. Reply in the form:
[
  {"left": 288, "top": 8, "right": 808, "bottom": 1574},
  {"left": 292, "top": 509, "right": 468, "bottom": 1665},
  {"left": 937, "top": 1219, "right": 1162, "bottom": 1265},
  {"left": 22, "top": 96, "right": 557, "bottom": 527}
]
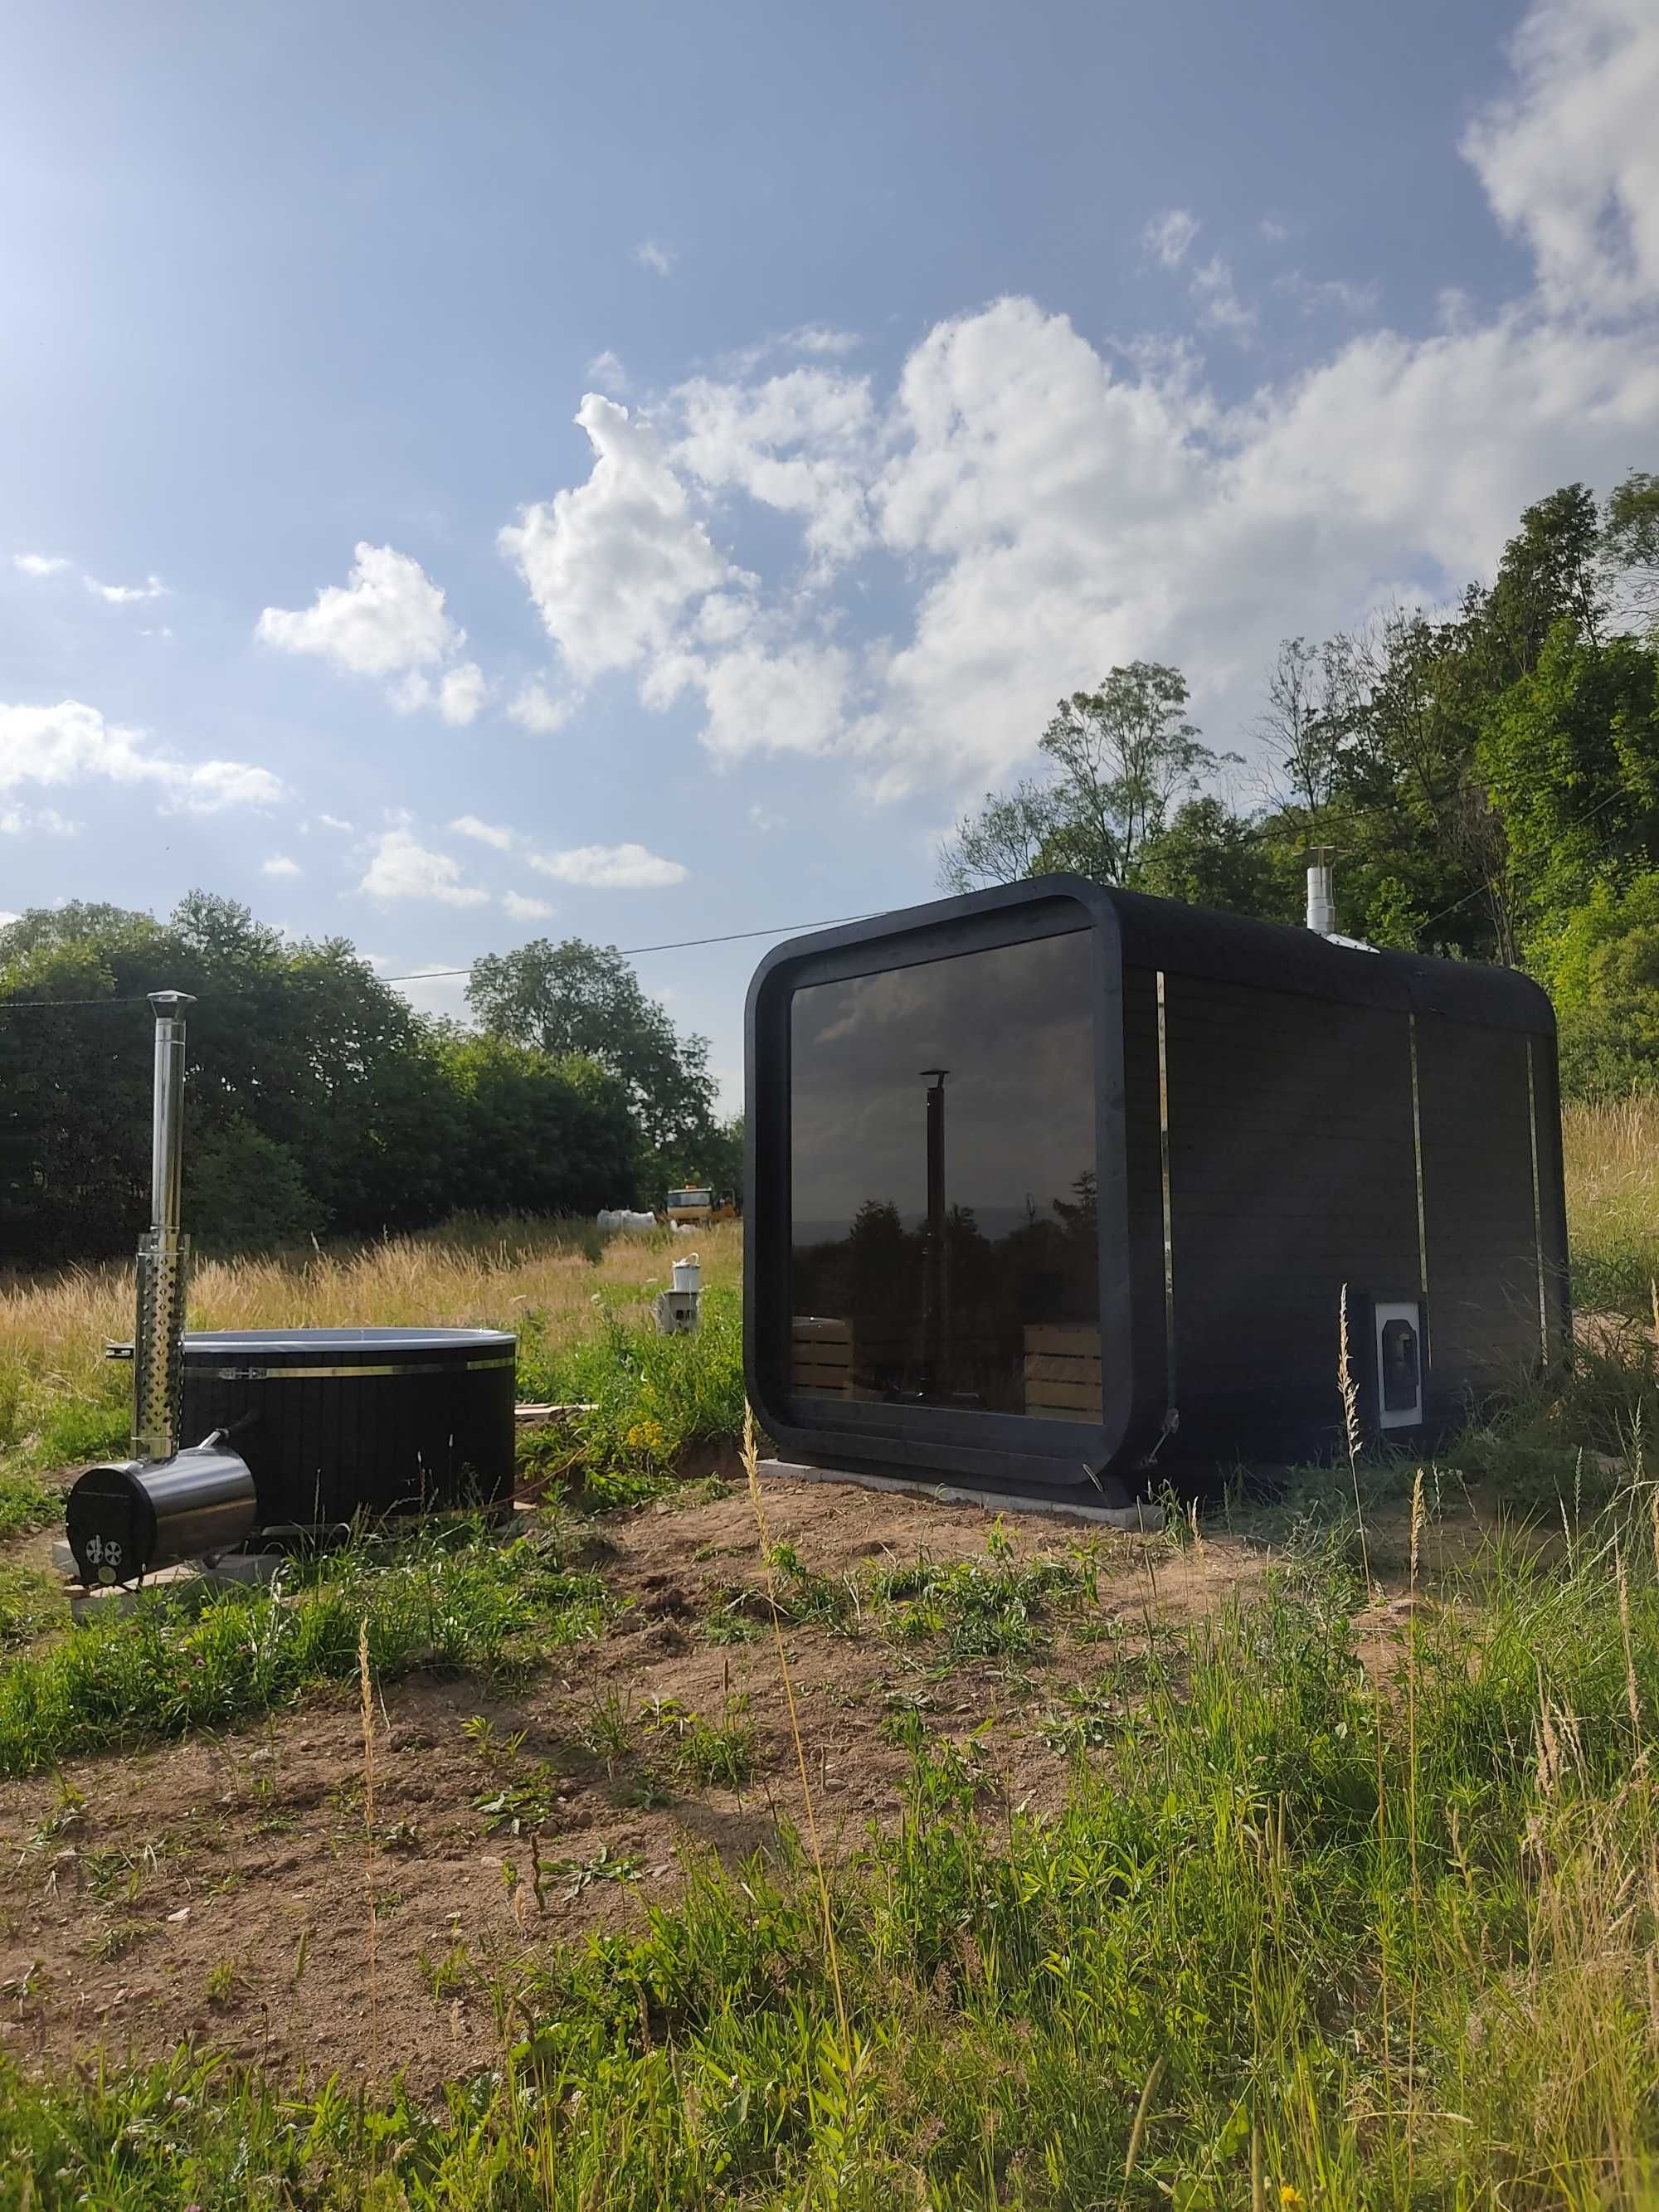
[{"left": 763, "top": 1460, "right": 1163, "bottom": 1532}]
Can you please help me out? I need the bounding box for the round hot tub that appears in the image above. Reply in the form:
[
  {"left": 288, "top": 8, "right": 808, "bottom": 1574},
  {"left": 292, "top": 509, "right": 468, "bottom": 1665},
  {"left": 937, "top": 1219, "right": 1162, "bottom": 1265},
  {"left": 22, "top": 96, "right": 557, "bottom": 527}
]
[{"left": 180, "top": 1326, "right": 518, "bottom": 1529}]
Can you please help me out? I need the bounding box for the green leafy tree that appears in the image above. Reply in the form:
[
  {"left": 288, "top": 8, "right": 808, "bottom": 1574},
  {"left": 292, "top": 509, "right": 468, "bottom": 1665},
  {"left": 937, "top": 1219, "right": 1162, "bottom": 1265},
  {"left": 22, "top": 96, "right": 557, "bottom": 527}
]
[
  {"left": 1605, "top": 469, "right": 1659, "bottom": 623},
  {"left": 465, "top": 937, "right": 721, "bottom": 1203},
  {"left": 0, "top": 895, "right": 632, "bottom": 1260},
  {"left": 1133, "top": 797, "right": 1300, "bottom": 921},
  {"left": 436, "top": 1035, "right": 637, "bottom": 1216},
  {"left": 940, "top": 663, "right": 1234, "bottom": 893},
  {"left": 1479, "top": 623, "right": 1659, "bottom": 921},
  {"left": 189, "top": 1122, "right": 322, "bottom": 1252},
  {"left": 1531, "top": 873, "right": 1659, "bottom": 1098},
  {"left": 1479, "top": 483, "right": 1608, "bottom": 678}
]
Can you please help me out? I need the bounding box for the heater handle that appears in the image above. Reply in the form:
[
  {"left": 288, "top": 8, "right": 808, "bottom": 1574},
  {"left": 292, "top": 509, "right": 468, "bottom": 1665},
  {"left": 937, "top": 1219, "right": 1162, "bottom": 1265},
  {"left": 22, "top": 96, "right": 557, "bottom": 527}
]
[{"left": 104, "top": 1341, "right": 134, "bottom": 1362}]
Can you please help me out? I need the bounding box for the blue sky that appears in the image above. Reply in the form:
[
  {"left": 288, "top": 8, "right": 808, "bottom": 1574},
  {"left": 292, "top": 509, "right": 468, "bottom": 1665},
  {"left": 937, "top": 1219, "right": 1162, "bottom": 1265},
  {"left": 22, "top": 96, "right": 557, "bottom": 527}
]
[{"left": 3, "top": 0, "right": 1657, "bottom": 1103}]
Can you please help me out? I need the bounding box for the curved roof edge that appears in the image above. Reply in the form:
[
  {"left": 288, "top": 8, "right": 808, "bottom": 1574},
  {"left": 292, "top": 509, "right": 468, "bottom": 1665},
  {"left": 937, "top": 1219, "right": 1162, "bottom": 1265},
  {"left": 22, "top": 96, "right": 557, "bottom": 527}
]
[
  {"left": 1097, "top": 882, "right": 1555, "bottom": 1036},
  {"left": 744, "top": 874, "right": 1555, "bottom": 1039}
]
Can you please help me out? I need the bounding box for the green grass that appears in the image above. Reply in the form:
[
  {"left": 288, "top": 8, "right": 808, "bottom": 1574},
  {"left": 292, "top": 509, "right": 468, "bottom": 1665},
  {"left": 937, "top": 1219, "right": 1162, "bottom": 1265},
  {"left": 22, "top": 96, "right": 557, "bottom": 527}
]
[
  {"left": 1, "top": 1173, "right": 1656, "bottom": 2201},
  {"left": 0, "top": 1560, "right": 69, "bottom": 1646},
  {"left": 0, "top": 1463, "right": 66, "bottom": 1538},
  {"left": 1562, "top": 1096, "right": 1659, "bottom": 1320},
  {"left": 867, "top": 1540, "right": 1093, "bottom": 1663},
  {"left": 0, "top": 1520, "right": 608, "bottom": 1778},
  {"left": 7, "top": 1500, "right": 1659, "bottom": 2205},
  {"left": 515, "top": 1286, "right": 745, "bottom": 1500},
  {"left": 0, "top": 1351, "right": 129, "bottom": 1519},
  {"left": 645, "top": 1693, "right": 760, "bottom": 1789}
]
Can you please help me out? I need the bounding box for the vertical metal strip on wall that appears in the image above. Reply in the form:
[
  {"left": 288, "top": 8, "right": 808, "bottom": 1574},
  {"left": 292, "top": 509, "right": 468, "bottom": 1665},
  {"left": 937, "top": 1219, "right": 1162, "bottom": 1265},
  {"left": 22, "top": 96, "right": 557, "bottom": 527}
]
[
  {"left": 1155, "top": 970, "right": 1178, "bottom": 1417},
  {"left": 1525, "top": 1038, "right": 1549, "bottom": 1360},
  {"left": 1408, "top": 1014, "right": 1428, "bottom": 1300}
]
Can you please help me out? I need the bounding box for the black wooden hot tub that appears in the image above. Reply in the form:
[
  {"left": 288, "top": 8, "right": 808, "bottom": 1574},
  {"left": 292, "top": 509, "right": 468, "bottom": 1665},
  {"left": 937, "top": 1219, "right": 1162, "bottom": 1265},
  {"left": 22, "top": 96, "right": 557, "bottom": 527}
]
[{"left": 180, "top": 1326, "right": 517, "bottom": 1529}]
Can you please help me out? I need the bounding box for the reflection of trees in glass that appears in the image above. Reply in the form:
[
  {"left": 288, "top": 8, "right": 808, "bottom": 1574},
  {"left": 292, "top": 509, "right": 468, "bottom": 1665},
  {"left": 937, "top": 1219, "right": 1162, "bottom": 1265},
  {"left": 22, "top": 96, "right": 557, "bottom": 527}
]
[
  {"left": 793, "top": 1167, "right": 1097, "bottom": 1412},
  {"left": 847, "top": 1198, "right": 920, "bottom": 1393},
  {"left": 1053, "top": 1169, "right": 1097, "bottom": 1245}
]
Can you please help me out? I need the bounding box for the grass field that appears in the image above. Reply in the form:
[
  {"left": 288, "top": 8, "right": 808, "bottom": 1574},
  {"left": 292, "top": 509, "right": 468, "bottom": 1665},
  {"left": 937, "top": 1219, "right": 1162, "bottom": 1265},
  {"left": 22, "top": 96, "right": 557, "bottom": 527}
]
[
  {"left": 0, "top": 1111, "right": 1655, "bottom": 2205},
  {"left": 0, "top": 1218, "right": 746, "bottom": 1534},
  {"left": 1561, "top": 1096, "right": 1659, "bottom": 1320}
]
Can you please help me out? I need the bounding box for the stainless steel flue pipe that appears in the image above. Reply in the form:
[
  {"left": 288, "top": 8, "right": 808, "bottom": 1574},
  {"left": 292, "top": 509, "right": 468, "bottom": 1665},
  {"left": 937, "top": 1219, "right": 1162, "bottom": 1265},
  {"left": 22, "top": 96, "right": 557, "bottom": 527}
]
[{"left": 132, "top": 990, "right": 195, "bottom": 1462}]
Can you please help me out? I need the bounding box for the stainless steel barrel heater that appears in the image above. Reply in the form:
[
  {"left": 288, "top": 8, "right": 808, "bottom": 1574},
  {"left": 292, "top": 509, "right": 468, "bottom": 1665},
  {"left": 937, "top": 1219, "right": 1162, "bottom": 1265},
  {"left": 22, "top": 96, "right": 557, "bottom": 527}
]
[{"left": 65, "top": 993, "right": 516, "bottom": 1586}]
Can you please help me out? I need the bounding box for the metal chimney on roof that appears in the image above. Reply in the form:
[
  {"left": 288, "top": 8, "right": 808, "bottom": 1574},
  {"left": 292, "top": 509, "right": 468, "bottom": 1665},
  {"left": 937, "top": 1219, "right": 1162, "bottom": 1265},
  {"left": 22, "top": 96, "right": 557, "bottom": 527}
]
[{"left": 1306, "top": 848, "right": 1337, "bottom": 937}]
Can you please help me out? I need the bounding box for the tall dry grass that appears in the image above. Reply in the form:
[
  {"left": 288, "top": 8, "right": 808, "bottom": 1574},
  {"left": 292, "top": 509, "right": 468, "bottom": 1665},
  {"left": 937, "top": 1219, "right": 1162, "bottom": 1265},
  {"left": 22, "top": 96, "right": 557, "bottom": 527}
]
[
  {"left": 0, "top": 1218, "right": 741, "bottom": 1366},
  {"left": 0, "top": 1219, "right": 744, "bottom": 1493},
  {"left": 1562, "top": 1095, "right": 1659, "bottom": 1316}
]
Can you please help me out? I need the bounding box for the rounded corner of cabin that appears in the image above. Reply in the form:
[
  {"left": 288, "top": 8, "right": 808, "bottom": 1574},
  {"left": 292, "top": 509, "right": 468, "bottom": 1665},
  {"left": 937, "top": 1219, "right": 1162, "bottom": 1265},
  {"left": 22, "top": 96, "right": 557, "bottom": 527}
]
[
  {"left": 743, "top": 940, "right": 800, "bottom": 1048},
  {"left": 738, "top": 1345, "right": 791, "bottom": 1459},
  {"left": 1515, "top": 970, "right": 1560, "bottom": 1038}
]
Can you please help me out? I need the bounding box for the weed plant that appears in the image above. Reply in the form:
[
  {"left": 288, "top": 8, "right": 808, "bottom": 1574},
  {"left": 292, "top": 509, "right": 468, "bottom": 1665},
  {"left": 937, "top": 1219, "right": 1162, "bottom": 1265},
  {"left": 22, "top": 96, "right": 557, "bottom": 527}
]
[
  {"left": 518, "top": 1284, "right": 746, "bottom": 1493},
  {"left": 0, "top": 1522, "right": 607, "bottom": 1777}
]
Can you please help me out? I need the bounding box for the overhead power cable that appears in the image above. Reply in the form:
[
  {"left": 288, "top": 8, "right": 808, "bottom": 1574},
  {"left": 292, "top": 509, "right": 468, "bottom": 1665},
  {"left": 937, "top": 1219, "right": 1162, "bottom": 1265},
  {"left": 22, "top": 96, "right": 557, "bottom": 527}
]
[
  {"left": 376, "top": 912, "right": 881, "bottom": 985},
  {"left": 0, "top": 909, "right": 883, "bottom": 1014}
]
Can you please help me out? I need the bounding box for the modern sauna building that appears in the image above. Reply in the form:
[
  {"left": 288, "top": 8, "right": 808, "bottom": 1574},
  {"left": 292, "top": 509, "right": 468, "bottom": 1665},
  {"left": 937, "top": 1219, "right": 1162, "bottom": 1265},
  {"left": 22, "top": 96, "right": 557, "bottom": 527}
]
[{"left": 744, "top": 876, "right": 1569, "bottom": 1503}]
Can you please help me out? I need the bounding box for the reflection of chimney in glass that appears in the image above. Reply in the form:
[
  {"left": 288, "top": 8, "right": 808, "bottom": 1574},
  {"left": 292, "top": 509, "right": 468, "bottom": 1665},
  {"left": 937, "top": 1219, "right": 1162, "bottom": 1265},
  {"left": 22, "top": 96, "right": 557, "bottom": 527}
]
[{"left": 919, "top": 1069, "right": 949, "bottom": 1395}]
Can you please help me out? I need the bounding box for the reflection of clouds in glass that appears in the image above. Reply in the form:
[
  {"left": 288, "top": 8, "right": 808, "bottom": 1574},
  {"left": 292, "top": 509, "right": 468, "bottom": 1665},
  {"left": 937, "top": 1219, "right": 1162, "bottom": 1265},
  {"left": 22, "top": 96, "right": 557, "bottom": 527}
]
[
  {"left": 808, "top": 964, "right": 936, "bottom": 1047},
  {"left": 791, "top": 932, "right": 1095, "bottom": 1236}
]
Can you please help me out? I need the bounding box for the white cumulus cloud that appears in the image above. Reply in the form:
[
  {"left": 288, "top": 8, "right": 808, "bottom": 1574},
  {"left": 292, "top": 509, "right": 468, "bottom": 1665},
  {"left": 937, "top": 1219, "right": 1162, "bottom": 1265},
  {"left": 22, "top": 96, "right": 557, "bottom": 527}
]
[
  {"left": 1463, "top": 0, "right": 1659, "bottom": 318},
  {"left": 1141, "top": 210, "right": 1253, "bottom": 338},
  {"left": 505, "top": 679, "right": 572, "bottom": 735},
  {"left": 635, "top": 239, "right": 675, "bottom": 277},
  {"left": 437, "top": 661, "right": 487, "bottom": 726},
  {"left": 528, "top": 842, "right": 688, "bottom": 889},
  {"left": 480, "top": 0, "right": 1659, "bottom": 811},
  {"left": 12, "top": 552, "right": 70, "bottom": 578},
  {"left": 785, "top": 326, "right": 864, "bottom": 357},
  {"left": 500, "top": 395, "right": 737, "bottom": 685},
  {"left": 450, "top": 814, "right": 516, "bottom": 849},
  {"left": 675, "top": 366, "right": 877, "bottom": 572},
  {"left": 88, "top": 574, "right": 168, "bottom": 605},
  {"left": 0, "top": 700, "right": 282, "bottom": 814},
  {"left": 258, "top": 543, "right": 487, "bottom": 722},
  {"left": 1142, "top": 207, "right": 1199, "bottom": 267},
  {"left": 504, "top": 890, "right": 554, "bottom": 921},
  {"left": 359, "top": 828, "right": 489, "bottom": 907},
  {"left": 649, "top": 636, "right": 854, "bottom": 763},
  {"left": 262, "top": 854, "right": 302, "bottom": 878}
]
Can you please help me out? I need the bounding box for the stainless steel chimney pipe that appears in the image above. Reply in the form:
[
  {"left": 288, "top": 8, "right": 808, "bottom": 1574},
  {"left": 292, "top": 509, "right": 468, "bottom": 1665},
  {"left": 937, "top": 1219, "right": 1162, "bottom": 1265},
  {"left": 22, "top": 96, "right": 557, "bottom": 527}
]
[
  {"left": 1306, "top": 849, "right": 1337, "bottom": 937},
  {"left": 132, "top": 990, "right": 195, "bottom": 1462}
]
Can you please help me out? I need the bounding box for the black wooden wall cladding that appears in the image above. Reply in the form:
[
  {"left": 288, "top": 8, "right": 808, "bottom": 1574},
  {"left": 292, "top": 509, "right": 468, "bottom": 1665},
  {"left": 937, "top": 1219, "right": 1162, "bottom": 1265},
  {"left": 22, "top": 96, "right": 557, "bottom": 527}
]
[{"left": 746, "top": 876, "right": 1569, "bottom": 1504}]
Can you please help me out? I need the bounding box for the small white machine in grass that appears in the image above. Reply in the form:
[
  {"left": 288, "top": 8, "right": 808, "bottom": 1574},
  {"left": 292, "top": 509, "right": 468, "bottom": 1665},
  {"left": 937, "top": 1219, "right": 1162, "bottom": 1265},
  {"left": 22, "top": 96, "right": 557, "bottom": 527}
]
[{"left": 655, "top": 1252, "right": 702, "bottom": 1334}]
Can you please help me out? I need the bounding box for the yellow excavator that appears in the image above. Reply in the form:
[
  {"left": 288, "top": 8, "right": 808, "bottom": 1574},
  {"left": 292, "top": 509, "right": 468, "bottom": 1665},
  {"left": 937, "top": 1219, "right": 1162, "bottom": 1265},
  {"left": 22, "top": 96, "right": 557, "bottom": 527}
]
[{"left": 664, "top": 1186, "right": 740, "bottom": 1228}]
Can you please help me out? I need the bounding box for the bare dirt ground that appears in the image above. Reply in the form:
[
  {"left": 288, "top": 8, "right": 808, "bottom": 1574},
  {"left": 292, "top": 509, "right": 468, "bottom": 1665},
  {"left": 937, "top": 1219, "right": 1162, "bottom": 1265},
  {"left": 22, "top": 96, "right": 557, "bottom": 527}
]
[{"left": 0, "top": 1469, "right": 1331, "bottom": 2094}]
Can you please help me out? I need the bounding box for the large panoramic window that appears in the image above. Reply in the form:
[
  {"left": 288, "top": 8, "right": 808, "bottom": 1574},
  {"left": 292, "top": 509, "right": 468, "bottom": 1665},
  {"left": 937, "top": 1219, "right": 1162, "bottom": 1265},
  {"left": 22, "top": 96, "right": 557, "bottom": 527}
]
[{"left": 788, "top": 930, "right": 1099, "bottom": 1419}]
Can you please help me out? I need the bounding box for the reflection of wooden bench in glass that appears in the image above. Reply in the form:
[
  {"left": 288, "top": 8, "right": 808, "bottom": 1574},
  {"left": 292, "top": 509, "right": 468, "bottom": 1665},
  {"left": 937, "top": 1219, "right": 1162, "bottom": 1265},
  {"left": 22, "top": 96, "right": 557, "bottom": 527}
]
[
  {"left": 1023, "top": 1325, "right": 1102, "bottom": 1422},
  {"left": 791, "top": 1315, "right": 854, "bottom": 1396}
]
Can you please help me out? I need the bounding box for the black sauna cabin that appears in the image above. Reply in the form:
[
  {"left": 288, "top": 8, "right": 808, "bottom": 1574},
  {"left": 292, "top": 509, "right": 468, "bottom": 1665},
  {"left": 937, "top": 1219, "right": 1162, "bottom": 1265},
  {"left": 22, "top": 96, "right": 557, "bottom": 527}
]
[{"left": 744, "top": 877, "right": 1569, "bottom": 1503}]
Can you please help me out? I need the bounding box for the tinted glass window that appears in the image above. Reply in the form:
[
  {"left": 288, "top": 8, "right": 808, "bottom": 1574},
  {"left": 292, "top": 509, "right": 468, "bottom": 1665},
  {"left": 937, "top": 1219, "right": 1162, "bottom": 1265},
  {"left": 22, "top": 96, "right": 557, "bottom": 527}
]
[{"left": 789, "top": 930, "right": 1099, "bottom": 1418}]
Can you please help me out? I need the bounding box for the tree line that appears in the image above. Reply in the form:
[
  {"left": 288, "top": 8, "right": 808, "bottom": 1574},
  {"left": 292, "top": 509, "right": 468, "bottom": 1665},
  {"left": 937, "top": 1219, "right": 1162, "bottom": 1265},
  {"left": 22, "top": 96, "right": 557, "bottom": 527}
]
[
  {"left": 0, "top": 896, "right": 739, "bottom": 1264},
  {"left": 940, "top": 471, "right": 1659, "bottom": 1099}
]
